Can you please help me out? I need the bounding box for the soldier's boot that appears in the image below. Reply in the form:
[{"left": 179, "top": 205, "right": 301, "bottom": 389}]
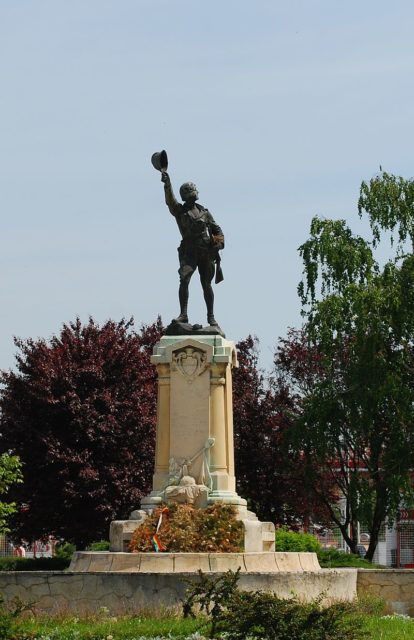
[
  {"left": 175, "top": 282, "right": 189, "bottom": 323},
  {"left": 175, "top": 312, "right": 189, "bottom": 323},
  {"left": 204, "top": 284, "right": 218, "bottom": 326}
]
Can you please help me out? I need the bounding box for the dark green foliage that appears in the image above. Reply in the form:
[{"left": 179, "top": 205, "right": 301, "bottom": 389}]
[
  {"left": 220, "top": 592, "right": 364, "bottom": 640},
  {"left": 275, "top": 527, "right": 321, "bottom": 552},
  {"left": 0, "top": 556, "right": 70, "bottom": 571},
  {"left": 183, "top": 569, "right": 365, "bottom": 640},
  {"left": 274, "top": 530, "right": 382, "bottom": 567},
  {"left": 0, "top": 454, "right": 22, "bottom": 534},
  {"left": 290, "top": 173, "right": 414, "bottom": 560},
  {"left": 359, "top": 170, "right": 414, "bottom": 249},
  {"left": 298, "top": 216, "right": 375, "bottom": 307},
  {"left": 317, "top": 548, "right": 381, "bottom": 569},
  {"left": 183, "top": 568, "right": 241, "bottom": 638},
  {"left": 54, "top": 541, "right": 76, "bottom": 561},
  {"left": 86, "top": 540, "right": 110, "bottom": 551}
]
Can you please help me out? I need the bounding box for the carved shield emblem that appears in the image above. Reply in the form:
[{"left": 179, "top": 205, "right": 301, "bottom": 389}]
[{"left": 173, "top": 347, "right": 207, "bottom": 382}]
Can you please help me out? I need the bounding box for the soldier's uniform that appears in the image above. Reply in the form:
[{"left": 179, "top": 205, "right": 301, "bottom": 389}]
[{"left": 164, "top": 182, "right": 224, "bottom": 324}]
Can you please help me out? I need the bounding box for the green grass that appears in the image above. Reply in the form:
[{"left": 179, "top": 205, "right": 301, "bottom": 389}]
[
  {"left": 4, "top": 613, "right": 413, "bottom": 639},
  {"left": 11, "top": 614, "right": 206, "bottom": 639},
  {"left": 0, "top": 593, "right": 411, "bottom": 640},
  {"left": 363, "top": 614, "right": 414, "bottom": 639}
]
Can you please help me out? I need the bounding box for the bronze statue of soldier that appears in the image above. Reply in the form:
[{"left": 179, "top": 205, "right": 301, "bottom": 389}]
[{"left": 152, "top": 151, "right": 224, "bottom": 331}]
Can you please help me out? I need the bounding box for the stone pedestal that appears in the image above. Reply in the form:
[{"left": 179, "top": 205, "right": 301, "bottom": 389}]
[
  {"left": 109, "top": 334, "right": 275, "bottom": 553},
  {"left": 141, "top": 335, "right": 248, "bottom": 512}
]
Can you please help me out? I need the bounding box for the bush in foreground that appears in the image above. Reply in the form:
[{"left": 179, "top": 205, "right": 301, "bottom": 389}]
[
  {"left": 220, "top": 592, "right": 363, "bottom": 640},
  {"left": 183, "top": 569, "right": 365, "bottom": 640}
]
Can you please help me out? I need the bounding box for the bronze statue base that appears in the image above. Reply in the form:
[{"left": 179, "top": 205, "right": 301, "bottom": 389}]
[{"left": 165, "top": 320, "right": 225, "bottom": 338}]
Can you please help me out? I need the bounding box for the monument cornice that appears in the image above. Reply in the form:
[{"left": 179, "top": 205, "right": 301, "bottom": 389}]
[{"left": 151, "top": 335, "right": 238, "bottom": 367}]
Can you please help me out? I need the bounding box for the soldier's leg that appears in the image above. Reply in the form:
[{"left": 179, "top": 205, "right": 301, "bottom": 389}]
[
  {"left": 203, "top": 283, "right": 216, "bottom": 326},
  {"left": 176, "top": 265, "right": 195, "bottom": 323},
  {"left": 199, "top": 257, "right": 217, "bottom": 326}
]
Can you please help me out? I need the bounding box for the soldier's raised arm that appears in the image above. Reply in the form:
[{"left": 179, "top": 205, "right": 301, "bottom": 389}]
[{"left": 161, "top": 171, "right": 181, "bottom": 216}]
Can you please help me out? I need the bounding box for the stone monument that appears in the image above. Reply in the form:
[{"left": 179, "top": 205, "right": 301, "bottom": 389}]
[
  {"left": 109, "top": 151, "right": 274, "bottom": 553},
  {"left": 68, "top": 152, "right": 357, "bottom": 609}
]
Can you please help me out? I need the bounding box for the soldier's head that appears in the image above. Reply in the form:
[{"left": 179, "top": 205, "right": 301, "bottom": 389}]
[{"left": 180, "top": 182, "right": 199, "bottom": 202}]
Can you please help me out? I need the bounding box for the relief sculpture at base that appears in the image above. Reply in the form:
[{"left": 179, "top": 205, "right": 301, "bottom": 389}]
[{"left": 162, "top": 438, "right": 215, "bottom": 509}]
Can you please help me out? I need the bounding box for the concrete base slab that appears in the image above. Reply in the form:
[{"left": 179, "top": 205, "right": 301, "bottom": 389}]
[{"left": 70, "top": 551, "right": 320, "bottom": 573}]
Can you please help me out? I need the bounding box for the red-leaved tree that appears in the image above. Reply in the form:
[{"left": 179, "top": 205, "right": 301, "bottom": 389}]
[
  {"left": 273, "top": 328, "right": 338, "bottom": 523},
  {"left": 0, "top": 317, "right": 162, "bottom": 548},
  {"left": 233, "top": 335, "right": 332, "bottom": 527},
  {"left": 1, "top": 317, "right": 332, "bottom": 547}
]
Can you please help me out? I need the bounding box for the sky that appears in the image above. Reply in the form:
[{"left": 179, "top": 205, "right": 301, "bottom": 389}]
[{"left": 1, "top": 0, "right": 414, "bottom": 372}]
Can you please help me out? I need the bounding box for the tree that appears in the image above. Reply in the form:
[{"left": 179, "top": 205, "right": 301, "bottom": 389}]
[
  {"left": 359, "top": 170, "right": 414, "bottom": 250},
  {"left": 233, "top": 336, "right": 332, "bottom": 528},
  {"left": 0, "top": 453, "right": 22, "bottom": 533},
  {"left": 0, "top": 315, "right": 340, "bottom": 547},
  {"left": 293, "top": 171, "right": 414, "bottom": 560},
  {"left": 0, "top": 317, "right": 162, "bottom": 547}
]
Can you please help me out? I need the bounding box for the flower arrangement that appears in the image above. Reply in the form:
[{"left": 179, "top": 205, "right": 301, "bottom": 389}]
[{"left": 129, "top": 503, "right": 244, "bottom": 553}]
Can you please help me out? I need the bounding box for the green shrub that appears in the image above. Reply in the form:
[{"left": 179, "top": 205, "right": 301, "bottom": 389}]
[
  {"left": 54, "top": 541, "right": 76, "bottom": 561},
  {"left": 183, "top": 569, "right": 365, "bottom": 640},
  {"left": 275, "top": 527, "right": 322, "bottom": 552},
  {"left": 86, "top": 539, "right": 110, "bottom": 551},
  {"left": 183, "top": 569, "right": 241, "bottom": 638},
  {"left": 274, "top": 530, "right": 382, "bottom": 568},
  {"left": 317, "top": 548, "right": 381, "bottom": 568},
  {"left": 0, "top": 556, "right": 70, "bottom": 571},
  {"left": 221, "top": 591, "right": 363, "bottom": 640}
]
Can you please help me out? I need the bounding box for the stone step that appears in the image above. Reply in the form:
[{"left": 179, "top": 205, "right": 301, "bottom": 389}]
[{"left": 69, "top": 550, "right": 322, "bottom": 573}]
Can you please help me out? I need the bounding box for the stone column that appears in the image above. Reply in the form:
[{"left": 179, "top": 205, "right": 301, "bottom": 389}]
[
  {"left": 140, "top": 335, "right": 247, "bottom": 512},
  {"left": 152, "top": 363, "right": 170, "bottom": 492}
]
